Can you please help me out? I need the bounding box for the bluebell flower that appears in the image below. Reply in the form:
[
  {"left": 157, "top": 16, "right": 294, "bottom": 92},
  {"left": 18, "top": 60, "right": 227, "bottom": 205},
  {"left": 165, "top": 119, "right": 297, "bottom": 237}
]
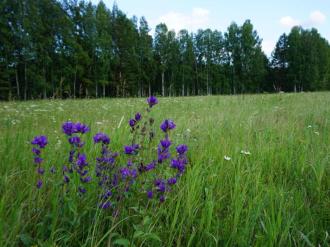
[
  {"left": 93, "top": 132, "right": 110, "bottom": 144},
  {"left": 36, "top": 179, "right": 43, "bottom": 189},
  {"left": 129, "top": 119, "right": 136, "bottom": 127},
  {"left": 78, "top": 186, "right": 87, "bottom": 194},
  {"left": 31, "top": 135, "right": 48, "bottom": 148},
  {"left": 167, "top": 177, "right": 177, "bottom": 185},
  {"left": 147, "top": 190, "right": 153, "bottom": 199},
  {"left": 176, "top": 144, "right": 188, "bottom": 155},
  {"left": 147, "top": 96, "right": 158, "bottom": 108},
  {"left": 160, "top": 120, "right": 176, "bottom": 132},
  {"left": 75, "top": 122, "right": 90, "bottom": 134},
  {"left": 135, "top": 112, "right": 142, "bottom": 121},
  {"left": 62, "top": 121, "right": 76, "bottom": 136}
]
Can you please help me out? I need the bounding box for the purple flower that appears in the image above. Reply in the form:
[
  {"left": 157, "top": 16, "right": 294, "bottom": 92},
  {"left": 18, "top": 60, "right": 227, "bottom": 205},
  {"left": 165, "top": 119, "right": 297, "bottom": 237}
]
[
  {"left": 93, "top": 132, "right": 110, "bottom": 144},
  {"left": 167, "top": 177, "right": 177, "bottom": 185},
  {"left": 99, "top": 201, "right": 112, "bottom": 209},
  {"left": 159, "top": 195, "right": 165, "bottom": 203},
  {"left": 124, "top": 144, "right": 139, "bottom": 155},
  {"left": 34, "top": 157, "right": 43, "bottom": 164},
  {"left": 78, "top": 186, "right": 87, "bottom": 194},
  {"left": 147, "top": 190, "right": 153, "bottom": 199},
  {"left": 129, "top": 119, "right": 136, "bottom": 127},
  {"left": 160, "top": 138, "right": 171, "bottom": 149},
  {"left": 31, "top": 136, "right": 48, "bottom": 148},
  {"left": 32, "top": 148, "right": 41, "bottom": 155},
  {"left": 62, "top": 121, "right": 76, "bottom": 136},
  {"left": 63, "top": 175, "right": 70, "bottom": 183},
  {"left": 157, "top": 182, "right": 166, "bottom": 192},
  {"left": 147, "top": 96, "right": 158, "bottom": 108},
  {"left": 130, "top": 169, "right": 138, "bottom": 178},
  {"left": 176, "top": 144, "right": 188, "bottom": 155},
  {"left": 171, "top": 159, "right": 180, "bottom": 169},
  {"left": 75, "top": 122, "right": 90, "bottom": 134},
  {"left": 120, "top": 167, "right": 130, "bottom": 179},
  {"left": 76, "top": 154, "right": 88, "bottom": 168},
  {"left": 135, "top": 112, "right": 142, "bottom": 121},
  {"left": 160, "top": 120, "right": 176, "bottom": 132},
  {"left": 145, "top": 161, "right": 156, "bottom": 171},
  {"left": 69, "top": 136, "right": 81, "bottom": 145},
  {"left": 36, "top": 179, "right": 43, "bottom": 189},
  {"left": 37, "top": 167, "right": 45, "bottom": 175},
  {"left": 80, "top": 176, "right": 91, "bottom": 183}
]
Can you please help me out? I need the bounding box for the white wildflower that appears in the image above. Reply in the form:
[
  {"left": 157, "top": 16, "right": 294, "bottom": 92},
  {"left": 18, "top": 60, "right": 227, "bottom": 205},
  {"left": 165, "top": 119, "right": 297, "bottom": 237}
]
[
  {"left": 224, "top": 155, "right": 231, "bottom": 161},
  {"left": 241, "top": 150, "right": 251, "bottom": 155}
]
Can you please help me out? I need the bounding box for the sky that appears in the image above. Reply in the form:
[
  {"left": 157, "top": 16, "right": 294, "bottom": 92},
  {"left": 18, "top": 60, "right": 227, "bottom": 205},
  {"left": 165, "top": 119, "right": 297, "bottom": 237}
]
[{"left": 91, "top": 0, "right": 330, "bottom": 56}]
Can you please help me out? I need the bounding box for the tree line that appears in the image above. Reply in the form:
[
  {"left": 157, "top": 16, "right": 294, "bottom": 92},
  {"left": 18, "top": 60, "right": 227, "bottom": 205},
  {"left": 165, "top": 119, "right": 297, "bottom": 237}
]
[{"left": 1, "top": 0, "right": 330, "bottom": 100}]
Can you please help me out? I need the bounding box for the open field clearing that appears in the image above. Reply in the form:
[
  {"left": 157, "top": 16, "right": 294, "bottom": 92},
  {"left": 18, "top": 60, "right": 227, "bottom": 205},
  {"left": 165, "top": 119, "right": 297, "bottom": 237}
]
[{"left": 0, "top": 92, "right": 329, "bottom": 246}]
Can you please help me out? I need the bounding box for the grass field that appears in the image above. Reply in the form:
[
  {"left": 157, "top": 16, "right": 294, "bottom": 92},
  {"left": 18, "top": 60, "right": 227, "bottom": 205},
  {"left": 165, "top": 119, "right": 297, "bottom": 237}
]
[{"left": 0, "top": 92, "right": 329, "bottom": 246}]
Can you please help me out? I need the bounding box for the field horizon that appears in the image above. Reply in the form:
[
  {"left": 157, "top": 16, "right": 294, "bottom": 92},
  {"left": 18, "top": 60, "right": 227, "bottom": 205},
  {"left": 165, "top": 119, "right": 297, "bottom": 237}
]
[{"left": 1, "top": 92, "right": 329, "bottom": 246}]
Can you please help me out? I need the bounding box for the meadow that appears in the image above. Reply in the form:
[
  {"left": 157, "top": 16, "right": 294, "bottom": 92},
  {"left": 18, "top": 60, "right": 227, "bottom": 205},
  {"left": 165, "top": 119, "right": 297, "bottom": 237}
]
[{"left": 0, "top": 92, "right": 329, "bottom": 246}]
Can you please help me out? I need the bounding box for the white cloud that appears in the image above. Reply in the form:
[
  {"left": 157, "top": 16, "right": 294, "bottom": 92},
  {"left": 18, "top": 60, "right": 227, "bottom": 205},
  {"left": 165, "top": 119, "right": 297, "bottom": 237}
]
[
  {"left": 280, "top": 10, "right": 326, "bottom": 29},
  {"left": 154, "top": 7, "right": 210, "bottom": 32},
  {"left": 309, "top": 10, "right": 326, "bottom": 25},
  {"left": 279, "top": 16, "right": 301, "bottom": 28}
]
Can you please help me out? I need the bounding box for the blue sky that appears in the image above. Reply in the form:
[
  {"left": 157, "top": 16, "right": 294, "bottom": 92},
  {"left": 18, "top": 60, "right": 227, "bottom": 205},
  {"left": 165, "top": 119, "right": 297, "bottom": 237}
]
[{"left": 91, "top": 0, "right": 330, "bottom": 56}]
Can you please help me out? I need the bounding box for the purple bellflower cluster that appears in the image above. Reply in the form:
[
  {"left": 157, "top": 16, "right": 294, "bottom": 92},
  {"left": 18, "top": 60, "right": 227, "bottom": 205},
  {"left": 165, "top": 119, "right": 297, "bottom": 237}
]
[
  {"left": 62, "top": 121, "right": 90, "bottom": 194},
  {"left": 94, "top": 132, "right": 119, "bottom": 209},
  {"left": 30, "top": 95, "right": 189, "bottom": 211},
  {"left": 31, "top": 135, "right": 48, "bottom": 189}
]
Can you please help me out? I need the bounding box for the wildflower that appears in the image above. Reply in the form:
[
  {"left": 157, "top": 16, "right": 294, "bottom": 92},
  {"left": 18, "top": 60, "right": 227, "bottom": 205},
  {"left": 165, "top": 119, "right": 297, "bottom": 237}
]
[
  {"left": 224, "top": 155, "right": 231, "bottom": 161},
  {"left": 76, "top": 154, "right": 88, "bottom": 168},
  {"left": 145, "top": 161, "right": 156, "bottom": 171},
  {"left": 160, "top": 138, "right": 172, "bottom": 149},
  {"left": 176, "top": 144, "right": 188, "bottom": 155},
  {"left": 32, "top": 148, "right": 41, "bottom": 155},
  {"left": 75, "top": 122, "right": 90, "bottom": 134},
  {"left": 241, "top": 150, "right": 251, "bottom": 155},
  {"left": 147, "top": 190, "right": 153, "bottom": 199},
  {"left": 62, "top": 121, "right": 76, "bottom": 136},
  {"left": 159, "top": 195, "right": 165, "bottom": 203},
  {"left": 129, "top": 119, "right": 136, "bottom": 127},
  {"left": 78, "top": 186, "right": 87, "bottom": 194},
  {"left": 69, "top": 136, "right": 81, "bottom": 145},
  {"left": 120, "top": 167, "right": 130, "bottom": 179},
  {"left": 37, "top": 167, "right": 45, "bottom": 175},
  {"left": 147, "top": 96, "right": 158, "bottom": 108},
  {"left": 63, "top": 175, "right": 70, "bottom": 183},
  {"left": 99, "top": 201, "right": 112, "bottom": 209},
  {"left": 124, "top": 144, "right": 139, "bottom": 155},
  {"left": 160, "top": 119, "right": 176, "bottom": 132},
  {"left": 31, "top": 135, "right": 48, "bottom": 148},
  {"left": 93, "top": 132, "right": 110, "bottom": 144},
  {"left": 36, "top": 179, "right": 43, "bottom": 189},
  {"left": 135, "top": 113, "right": 142, "bottom": 121},
  {"left": 80, "top": 176, "right": 91, "bottom": 183},
  {"left": 167, "top": 177, "right": 177, "bottom": 185},
  {"left": 34, "top": 157, "right": 43, "bottom": 164}
]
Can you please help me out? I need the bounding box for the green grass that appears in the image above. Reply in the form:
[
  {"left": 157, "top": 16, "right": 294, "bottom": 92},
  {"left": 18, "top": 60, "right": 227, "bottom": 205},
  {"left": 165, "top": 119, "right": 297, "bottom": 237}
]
[{"left": 0, "top": 92, "right": 329, "bottom": 246}]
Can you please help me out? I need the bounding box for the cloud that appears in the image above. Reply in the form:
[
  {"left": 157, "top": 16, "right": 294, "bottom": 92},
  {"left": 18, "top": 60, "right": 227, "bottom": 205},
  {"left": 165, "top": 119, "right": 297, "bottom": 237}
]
[
  {"left": 280, "top": 10, "right": 326, "bottom": 29},
  {"left": 309, "top": 10, "right": 326, "bottom": 25},
  {"left": 154, "top": 7, "right": 210, "bottom": 32},
  {"left": 279, "top": 16, "right": 301, "bottom": 28}
]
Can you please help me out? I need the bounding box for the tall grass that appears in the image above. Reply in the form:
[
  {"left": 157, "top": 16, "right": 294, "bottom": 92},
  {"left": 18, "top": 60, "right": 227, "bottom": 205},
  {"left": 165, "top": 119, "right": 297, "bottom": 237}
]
[{"left": 0, "top": 92, "right": 329, "bottom": 246}]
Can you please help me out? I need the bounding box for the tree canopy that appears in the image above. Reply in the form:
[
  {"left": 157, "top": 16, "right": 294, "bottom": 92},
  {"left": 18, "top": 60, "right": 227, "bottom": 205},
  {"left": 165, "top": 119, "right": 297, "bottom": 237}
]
[{"left": 1, "top": 0, "right": 330, "bottom": 100}]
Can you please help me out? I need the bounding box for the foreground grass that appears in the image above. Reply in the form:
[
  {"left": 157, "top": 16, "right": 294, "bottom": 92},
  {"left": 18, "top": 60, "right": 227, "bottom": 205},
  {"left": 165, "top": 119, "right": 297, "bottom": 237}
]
[{"left": 0, "top": 92, "right": 329, "bottom": 246}]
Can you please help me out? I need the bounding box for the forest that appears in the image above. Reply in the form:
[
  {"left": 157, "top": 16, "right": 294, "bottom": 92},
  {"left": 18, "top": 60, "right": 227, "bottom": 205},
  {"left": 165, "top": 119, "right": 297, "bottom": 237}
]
[{"left": 1, "top": 0, "right": 330, "bottom": 100}]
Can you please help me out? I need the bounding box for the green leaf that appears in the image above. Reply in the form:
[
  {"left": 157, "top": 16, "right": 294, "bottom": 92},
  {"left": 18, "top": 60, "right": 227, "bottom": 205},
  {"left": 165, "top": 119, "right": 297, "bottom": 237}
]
[
  {"left": 113, "top": 238, "right": 130, "bottom": 246},
  {"left": 133, "top": 230, "right": 144, "bottom": 239}
]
